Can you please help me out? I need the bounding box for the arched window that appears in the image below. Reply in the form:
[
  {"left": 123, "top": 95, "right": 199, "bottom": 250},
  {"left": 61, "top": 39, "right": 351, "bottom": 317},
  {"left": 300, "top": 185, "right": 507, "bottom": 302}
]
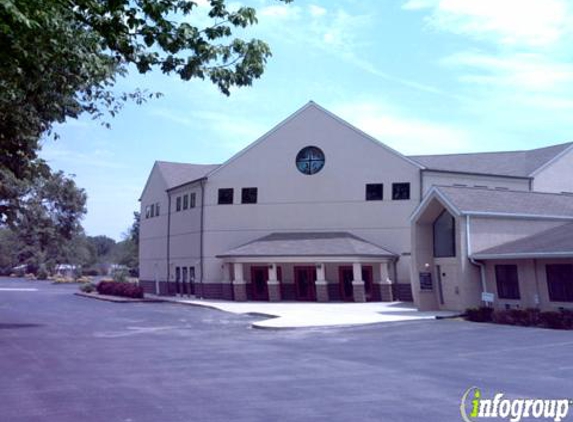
[{"left": 433, "top": 210, "right": 455, "bottom": 257}]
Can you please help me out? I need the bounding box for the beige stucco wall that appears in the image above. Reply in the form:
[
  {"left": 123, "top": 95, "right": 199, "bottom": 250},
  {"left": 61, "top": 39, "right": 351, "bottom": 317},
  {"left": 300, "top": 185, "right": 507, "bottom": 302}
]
[
  {"left": 484, "top": 258, "right": 573, "bottom": 311},
  {"left": 139, "top": 164, "right": 169, "bottom": 284},
  {"left": 167, "top": 183, "right": 203, "bottom": 283},
  {"left": 532, "top": 148, "right": 573, "bottom": 193},
  {"left": 422, "top": 171, "right": 529, "bottom": 194},
  {"left": 201, "top": 104, "right": 420, "bottom": 285}
]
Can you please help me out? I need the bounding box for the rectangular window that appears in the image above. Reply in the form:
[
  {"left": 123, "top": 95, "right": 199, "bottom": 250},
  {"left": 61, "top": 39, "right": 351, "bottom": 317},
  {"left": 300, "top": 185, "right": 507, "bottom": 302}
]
[
  {"left": 218, "top": 188, "right": 234, "bottom": 205},
  {"left": 241, "top": 187, "right": 258, "bottom": 204},
  {"left": 182, "top": 267, "right": 188, "bottom": 283},
  {"left": 183, "top": 194, "right": 189, "bottom": 210},
  {"left": 495, "top": 265, "right": 520, "bottom": 299},
  {"left": 150, "top": 203, "right": 155, "bottom": 218},
  {"left": 145, "top": 205, "right": 150, "bottom": 219},
  {"left": 366, "top": 183, "right": 383, "bottom": 201},
  {"left": 392, "top": 183, "right": 410, "bottom": 200},
  {"left": 546, "top": 264, "right": 573, "bottom": 302},
  {"left": 189, "top": 266, "right": 195, "bottom": 282},
  {"left": 176, "top": 196, "right": 182, "bottom": 212},
  {"left": 155, "top": 202, "right": 160, "bottom": 216},
  {"left": 175, "top": 266, "right": 181, "bottom": 282},
  {"left": 190, "top": 192, "right": 196, "bottom": 208}
]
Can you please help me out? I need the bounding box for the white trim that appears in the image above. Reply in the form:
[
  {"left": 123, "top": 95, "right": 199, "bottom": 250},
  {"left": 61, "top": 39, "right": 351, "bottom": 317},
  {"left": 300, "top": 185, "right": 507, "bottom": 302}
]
[
  {"left": 218, "top": 256, "right": 394, "bottom": 264},
  {"left": 529, "top": 142, "right": 573, "bottom": 177},
  {"left": 207, "top": 101, "right": 424, "bottom": 179},
  {"left": 409, "top": 186, "right": 462, "bottom": 223},
  {"left": 472, "top": 252, "right": 573, "bottom": 260},
  {"left": 464, "top": 211, "right": 573, "bottom": 221}
]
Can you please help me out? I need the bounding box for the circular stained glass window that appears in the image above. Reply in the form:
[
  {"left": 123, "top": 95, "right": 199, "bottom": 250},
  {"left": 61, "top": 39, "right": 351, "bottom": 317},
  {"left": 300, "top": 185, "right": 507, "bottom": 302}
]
[{"left": 295, "top": 146, "right": 325, "bottom": 175}]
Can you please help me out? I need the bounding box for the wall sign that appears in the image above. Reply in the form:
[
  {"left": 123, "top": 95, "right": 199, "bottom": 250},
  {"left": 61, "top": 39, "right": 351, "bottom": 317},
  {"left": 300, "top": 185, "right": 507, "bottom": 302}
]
[{"left": 419, "top": 272, "right": 433, "bottom": 290}]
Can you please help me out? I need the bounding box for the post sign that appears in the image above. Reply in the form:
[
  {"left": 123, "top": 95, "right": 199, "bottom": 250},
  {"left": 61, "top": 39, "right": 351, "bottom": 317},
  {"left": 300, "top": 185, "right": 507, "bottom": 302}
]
[
  {"left": 419, "top": 272, "right": 433, "bottom": 291},
  {"left": 481, "top": 292, "right": 495, "bottom": 303}
]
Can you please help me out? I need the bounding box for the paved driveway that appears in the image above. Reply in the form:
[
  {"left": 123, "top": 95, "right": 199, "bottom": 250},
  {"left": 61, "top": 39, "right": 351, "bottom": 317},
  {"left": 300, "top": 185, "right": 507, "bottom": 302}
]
[{"left": 1, "top": 278, "right": 571, "bottom": 422}]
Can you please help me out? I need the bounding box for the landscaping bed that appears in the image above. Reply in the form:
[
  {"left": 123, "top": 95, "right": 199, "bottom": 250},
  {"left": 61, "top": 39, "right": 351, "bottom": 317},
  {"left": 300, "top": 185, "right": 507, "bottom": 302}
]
[{"left": 465, "top": 306, "right": 573, "bottom": 330}]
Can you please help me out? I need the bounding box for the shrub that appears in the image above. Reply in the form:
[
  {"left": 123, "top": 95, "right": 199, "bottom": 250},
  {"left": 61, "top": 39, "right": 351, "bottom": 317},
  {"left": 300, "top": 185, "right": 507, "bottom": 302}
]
[
  {"left": 465, "top": 307, "right": 494, "bottom": 323},
  {"left": 80, "top": 283, "right": 96, "bottom": 293},
  {"left": 112, "top": 268, "right": 129, "bottom": 283},
  {"left": 96, "top": 281, "right": 144, "bottom": 299},
  {"left": 559, "top": 309, "right": 573, "bottom": 330},
  {"left": 36, "top": 265, "right": 49, "bottom": 280},
  {"left": 539, "top": 311, "right": 566, "bottom": 329}
]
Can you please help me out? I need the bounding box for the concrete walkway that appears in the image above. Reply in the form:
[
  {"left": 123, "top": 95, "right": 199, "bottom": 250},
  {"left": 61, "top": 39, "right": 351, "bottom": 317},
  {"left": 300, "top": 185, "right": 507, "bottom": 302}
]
[{"left": 149, "top": 296, "right": 460, "bottom": 329}]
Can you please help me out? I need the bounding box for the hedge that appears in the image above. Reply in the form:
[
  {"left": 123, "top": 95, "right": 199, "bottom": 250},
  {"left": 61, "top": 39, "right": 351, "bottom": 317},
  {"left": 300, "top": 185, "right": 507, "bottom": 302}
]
[
  {"left": 96, "top": 281, "right": 144, "bottom": 299},
  {"left": 465, "top": 307, "right": 573, "bottom": 330}
]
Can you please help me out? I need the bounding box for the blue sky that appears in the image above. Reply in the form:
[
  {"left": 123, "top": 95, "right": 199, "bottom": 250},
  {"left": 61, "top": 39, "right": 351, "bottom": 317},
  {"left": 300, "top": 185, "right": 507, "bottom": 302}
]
[{"left": 41, "top": 0, "right": 573, "bottom": 239}]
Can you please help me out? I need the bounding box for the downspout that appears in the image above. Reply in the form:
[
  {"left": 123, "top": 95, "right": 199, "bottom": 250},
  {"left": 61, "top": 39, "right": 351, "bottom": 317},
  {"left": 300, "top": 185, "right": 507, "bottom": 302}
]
[
  {"left": 466, "top": 215, "right": 488, "bottom": 305},
  {"left": 392, "top": 257, "right": 399, "bottom": 301},
  {"left": 166, "top": 192, "right": 172, "bottom": 296},
  {"left": 199, "top": 179, "right": 206, "bottom": 299}
]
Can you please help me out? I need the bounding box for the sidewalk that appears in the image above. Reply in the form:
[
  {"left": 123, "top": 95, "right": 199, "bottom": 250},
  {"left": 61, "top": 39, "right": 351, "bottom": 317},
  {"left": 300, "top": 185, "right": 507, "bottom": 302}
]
[{"left": 148, "top": 295, "right": 460, "bottom": 329}]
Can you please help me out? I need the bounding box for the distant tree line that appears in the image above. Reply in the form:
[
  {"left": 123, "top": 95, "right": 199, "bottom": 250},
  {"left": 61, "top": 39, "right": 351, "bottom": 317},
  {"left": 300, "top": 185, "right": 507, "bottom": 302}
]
[{"left": 0, "top": 211, "right": 140, "bottom": 277}]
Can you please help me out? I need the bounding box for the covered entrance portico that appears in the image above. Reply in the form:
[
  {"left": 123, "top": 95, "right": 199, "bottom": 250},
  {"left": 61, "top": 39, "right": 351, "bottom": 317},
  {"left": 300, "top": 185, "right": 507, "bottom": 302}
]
[{"left": 216, "top": 232, "right": 398, "bottom": 303}]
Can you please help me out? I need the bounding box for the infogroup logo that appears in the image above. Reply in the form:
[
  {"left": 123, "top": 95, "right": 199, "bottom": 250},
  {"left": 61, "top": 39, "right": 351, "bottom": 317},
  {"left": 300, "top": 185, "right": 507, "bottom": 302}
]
[{"left": 460, "top": 387, "right": 572, "bottom": 422}]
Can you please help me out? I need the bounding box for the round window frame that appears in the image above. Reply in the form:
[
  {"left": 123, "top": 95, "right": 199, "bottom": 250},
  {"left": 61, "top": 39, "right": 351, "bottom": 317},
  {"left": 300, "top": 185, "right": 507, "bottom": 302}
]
[{"left": 295, "top": 146, "right": 325, "bottom": 175}]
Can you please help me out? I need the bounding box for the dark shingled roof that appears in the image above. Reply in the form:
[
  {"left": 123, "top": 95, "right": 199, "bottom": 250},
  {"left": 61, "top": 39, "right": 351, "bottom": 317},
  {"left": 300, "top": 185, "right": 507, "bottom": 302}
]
[
  {"left": 435, "top": 186, "right": 573, "bottom": 217},
  {"left": 156, "top": 161, "right": 219, "bottom": 190},
  {"left": 472, "top": 222, "right": 573, "bottom": 259},
  {"left": 409, "top": 142, "right": 573, "bottom": 177},
  {"left": 217, "top": 232, "right": 397, "bottom": 258}
]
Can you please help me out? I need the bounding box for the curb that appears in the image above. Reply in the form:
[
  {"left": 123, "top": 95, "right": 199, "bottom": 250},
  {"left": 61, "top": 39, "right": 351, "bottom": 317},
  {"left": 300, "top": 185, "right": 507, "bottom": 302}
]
[{"left": 74, "top": 292, "right": 165, "bottom": 303}]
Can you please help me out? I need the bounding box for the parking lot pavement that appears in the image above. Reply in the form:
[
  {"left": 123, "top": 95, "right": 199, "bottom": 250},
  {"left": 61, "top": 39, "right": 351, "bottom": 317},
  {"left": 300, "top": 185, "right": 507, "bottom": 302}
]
[{"left": 1, "top": 277, "right": 572, "bottom": 422}]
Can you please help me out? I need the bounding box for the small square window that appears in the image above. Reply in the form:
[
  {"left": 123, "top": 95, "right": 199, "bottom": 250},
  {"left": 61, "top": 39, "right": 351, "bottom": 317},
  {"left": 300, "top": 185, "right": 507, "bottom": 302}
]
[
  {"left": 183, "top": 194, "right": 189, "bottom": 210},
  {"left": 218, "top": 188, "right": 234, "bottom": 205},
  {"left": 155, "top": 202, "right": 160, "bottom": 217},
  {"left": 241, "top": 187, "right": 258, "bottom": 204},
  {"left": 366, "top": 183, "right": 383, "bottom": 201},
  {"left": 392, "top": 183, "right": 410, "bottom": 200},
  {"left": 176, "top": 196, "right": 182, "bottom": 212},
  {"left": 190, "top": 193, "right": 196, "bottom": 208}
]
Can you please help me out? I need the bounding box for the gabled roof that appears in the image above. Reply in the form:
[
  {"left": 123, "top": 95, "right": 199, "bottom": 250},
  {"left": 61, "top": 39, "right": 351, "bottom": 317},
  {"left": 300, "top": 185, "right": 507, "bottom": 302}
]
[
  {"left": 156, "top": 161, "right": 219, "bottom": 190},
  {"left": 411, "top": 186, "right": 573, "bottom": 221},
  {"left": 216, "top": 232, "right": 397, "bottom": 258},
  {"left": 207, "top": 101, "right": 423, "bottom": 178},
  {"left": 409, "top": 142, "right": 573, "bottom": 178},
  {"left": 472, "top": 222, "right": 573, "bottom": 259},
  {"left": 436, "top": 186, "right": 573, "bottom": 218}
]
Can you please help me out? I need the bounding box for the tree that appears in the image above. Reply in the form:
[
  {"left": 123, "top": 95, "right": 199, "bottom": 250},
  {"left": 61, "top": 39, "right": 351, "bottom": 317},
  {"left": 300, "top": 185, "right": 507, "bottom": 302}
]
[
  {"left": 14, "top": 171, "right": 87, "bottom": 272},
  {"left": 0, "top": 0, "right": 291, "bottom": 224},
  {"left": 114, "top": 212, "right": 140, "bottom": 269}
]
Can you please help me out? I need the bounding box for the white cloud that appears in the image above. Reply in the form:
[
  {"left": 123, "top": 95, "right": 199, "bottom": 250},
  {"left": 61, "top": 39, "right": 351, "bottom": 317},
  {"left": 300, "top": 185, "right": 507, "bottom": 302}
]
[
  {"left": 259, "top": 4, "right": 300, "bottom": 19},
  {"left": 443, "top": 51, "right": 573, "bottom": 91},
  {"left": 332, "top": 101, "right": 472, "bottom": 155},
  {"left": 405, "top": 0, "right": 572, "bottom": 47},
  {"left": 309, "top": 4, "right": 326, "bottom": 17}
]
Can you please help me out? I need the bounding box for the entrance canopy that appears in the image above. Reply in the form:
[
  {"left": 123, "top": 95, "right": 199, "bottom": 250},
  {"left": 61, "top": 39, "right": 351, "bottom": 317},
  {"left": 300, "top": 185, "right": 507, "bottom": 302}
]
[{"left": 216, "top": 232, "right": 397, "bottom": 262}]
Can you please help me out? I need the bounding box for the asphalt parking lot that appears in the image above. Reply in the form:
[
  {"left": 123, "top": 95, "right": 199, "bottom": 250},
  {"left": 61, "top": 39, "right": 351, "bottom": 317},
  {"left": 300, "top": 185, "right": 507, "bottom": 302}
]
[{"left": 1, "top": 277, "right": 572, "bottom": 422}]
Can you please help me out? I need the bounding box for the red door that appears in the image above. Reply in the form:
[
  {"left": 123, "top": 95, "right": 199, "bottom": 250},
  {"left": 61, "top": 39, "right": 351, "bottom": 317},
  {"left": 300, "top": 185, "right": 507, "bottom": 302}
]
[
  {"left": 339, "top": 266, "right": 354, "bottom": 301},
  {"left": 250, "top": 266, "right": 269, "bottom": 301},
  {"left": 338, "top": 265, "right": 374, "bottom": 301},
  {"left": 294, "top": 266, "right": 316, "bottom": 301}
]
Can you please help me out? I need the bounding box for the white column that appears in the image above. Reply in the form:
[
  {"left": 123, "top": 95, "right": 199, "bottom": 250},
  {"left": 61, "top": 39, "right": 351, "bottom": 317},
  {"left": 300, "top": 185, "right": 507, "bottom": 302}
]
[
  {"left": 233, "top": 263, "right": 244, "bottom": 283},
  {"left": 352, "top": 262, "right": 363, "bottom": 282},
  {"left": 268, "top": 263, "right": 278, "bottom": 282},
  {"left": 379, "top": 262, "right": 391, "bottom": 283},
  {"left": 316, "top": 263, "right": 326, "bottom": 282}
]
